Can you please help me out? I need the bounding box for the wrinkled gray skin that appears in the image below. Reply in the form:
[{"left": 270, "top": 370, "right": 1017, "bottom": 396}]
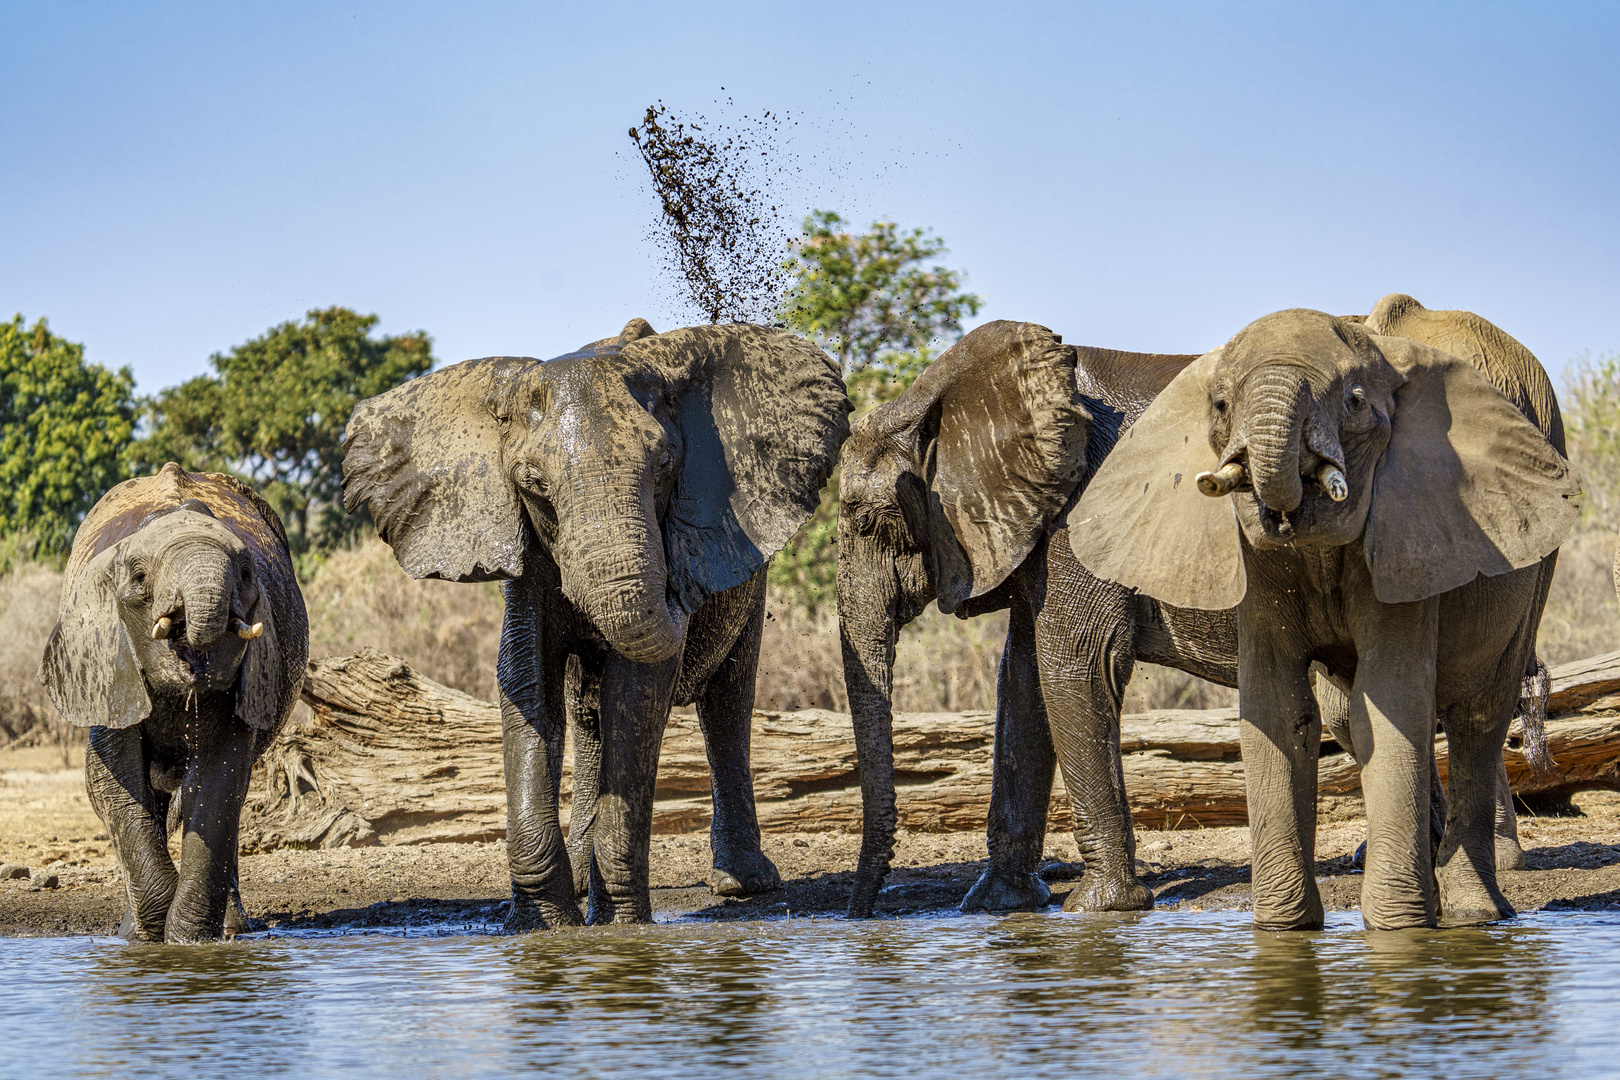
[
  {"left": 343, "top": 319, "right": 849, "bottom": 930},
  {"left": 39, "top": 465, "right": 306, "bottom": 942},
  {"left": 1070, "top": 299, "right": 1579, "bottom": 930},
  {"left": 839, "top": 321, "right": 1246, "bottom": 917}
]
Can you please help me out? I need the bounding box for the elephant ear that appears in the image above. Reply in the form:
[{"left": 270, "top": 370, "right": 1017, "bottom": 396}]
[
  {"left": 621, "top": 324, "right": 851, "bottom": 614},
  {"left": 233, "top": 580, "right": 284, "bottom": 731},
  {"left": 343, "top": 357, "right": 537, "bottom": 582},
  {"left": 1364, "top": 336, "right": 1581, "bottom": 604},
  {"left": 1066, "top": 348, "right": 1246, "bottom": 610},
  {"left": 875, "top": 321, "right": 1090, "bottom": 613},
  {"left": 38, "top": 547, "right": 151, "bottom": 729}
]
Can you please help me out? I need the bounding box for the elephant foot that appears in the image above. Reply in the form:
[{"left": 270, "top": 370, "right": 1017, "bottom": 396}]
[
  {"left": 1060, "top": 873, "right": 1154, "bottom": 914},
  {"left": 586, "top": 890, "right": 654, "bottom": 925},
  {"left": 503, "top": 896, "right": 585, "bottom": 934},
  {"left": 1254, "top": 881, "right": 1325, "bottom": 931},
  {"left": 962, "top": 869, "right": 1052, "bottom": 913},
  {"left": 223, "top": 894, "right": 250, "bottom": 937},
  {"left": 1494, "top": 836, "right": 1527, "bottom": 872},
  {"left": 1437, "top": 870, "right": 1514, "bottom": 927},
  {"left": 707, "top": 849, "right": 781, "bottom": 897}
]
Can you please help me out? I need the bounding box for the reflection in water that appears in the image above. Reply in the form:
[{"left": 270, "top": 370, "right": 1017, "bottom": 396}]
[{"left": 3, "top": 911, "right": 1617, "bottom": 1079}]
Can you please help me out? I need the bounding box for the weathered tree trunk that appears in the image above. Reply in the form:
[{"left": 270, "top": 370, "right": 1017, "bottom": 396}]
[{"left": 239, "top": 648, "right": 1620, "bottom": 851}]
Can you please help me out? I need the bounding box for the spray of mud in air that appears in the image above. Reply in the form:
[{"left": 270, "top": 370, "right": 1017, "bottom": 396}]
[{"left": 629, "top": 99, "right": 799, "bottom": 326}]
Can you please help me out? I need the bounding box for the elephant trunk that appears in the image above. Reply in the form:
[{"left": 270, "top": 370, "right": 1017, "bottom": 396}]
[
  {"left": 838, "top": 536, "right": 902, "bottom": 919},
  {"left": 1244, "top": 366, "right": 1310, "bottom": 514},
  {"left": 553, "top": 480, "right": 684, "bottom": 665},
  {"left": 171, "top": 545, "right": 236, "bottom": 650}
]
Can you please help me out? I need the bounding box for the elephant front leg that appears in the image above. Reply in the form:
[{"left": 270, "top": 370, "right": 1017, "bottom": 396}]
[
  {"left": 695, "top": 592, "right": 780, "bottom": 898},
  {"left": 166, "top": 721, "right": 256, "bottom": 943},
  {"left": 86, "top": 726, "right": 177, "bottom": 942},
  {"left": 1237, "top": 623, "right": 1323, "bottom": 931},
  {"left": 963, "top": 601, "right": 1055, "bottom": 912},
  {"left": 588, "top": 652, "right": 681, "bottom": 925},
  {"left": 1346, "top": 600, "right": 1441, "bottom": 931},
  {"left": 499, "top": 581, "right": 582, "bottom": 932},
  {"left": 1436, "top": 699, "right": 1518, "bottom": 925}
]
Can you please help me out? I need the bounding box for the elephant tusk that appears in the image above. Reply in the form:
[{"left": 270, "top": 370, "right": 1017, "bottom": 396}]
[
  {"left": 233, "top": 620, "right": 265, "bottom": 641},
  {"left": 151, "top": 616, "right": 172, "bottom": 641},
  {"left": 1317, "top": 463, "right": 1349, "bottom": 502},
  {"left": 1196, "top": 461, "right": 1247, "bottom": 498}
]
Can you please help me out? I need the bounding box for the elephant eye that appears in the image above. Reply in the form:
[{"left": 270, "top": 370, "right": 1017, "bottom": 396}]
[
  {"left": 1347, "top": 385, "right": 1368, "bottom": 410},
  {"left": 1212, "top": 397, "right": 1228, "bottom": 414}
]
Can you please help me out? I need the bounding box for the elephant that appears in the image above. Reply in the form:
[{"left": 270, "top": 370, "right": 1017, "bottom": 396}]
[
  {"left": 1069, "top": 297, "right": 1580, "bottom": 931},
  {"left": 838, "top": 319, "right": 1245, "bottom": 918},
  {"left": 39, "top": 463, "right": 307, "bottom": 942},
  {"left": 342, "top": 318, "right": 849, "bottom": 929}
]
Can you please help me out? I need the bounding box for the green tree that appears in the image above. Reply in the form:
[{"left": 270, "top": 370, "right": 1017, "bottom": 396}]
[
  {"left": 781, "top": 211, "right": 983, "bottom": 376},
  {"left": 129, "top": 307, "right": 434, "bottom": 554},
  {"left": 771, "top": 212, "right": 982, "bottom": 610},
  {"left": 0, "top": 316, "right": 137, "bottom": 559}
]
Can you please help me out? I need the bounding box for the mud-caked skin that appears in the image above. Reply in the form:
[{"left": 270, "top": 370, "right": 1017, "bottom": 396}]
[
  {"left": 838, "top": 320, "right": 1259, "bottom": 918},
  {"left": 343, "top": 319, "right": 848, "bottom": 929},
  {"left": 1070, "top": 297, "right": 1580, "bottom": 931},
  {"left": 39, "top": 464, "right": 307, "bottom": 942}
]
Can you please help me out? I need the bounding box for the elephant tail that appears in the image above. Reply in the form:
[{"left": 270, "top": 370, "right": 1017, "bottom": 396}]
[{"left": 1517, "top": 656, "right": 1554, "bottom": 777}]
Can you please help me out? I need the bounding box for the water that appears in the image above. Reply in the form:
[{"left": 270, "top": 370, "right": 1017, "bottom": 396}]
[{"left": 5, "top": 910, "right": 1620, "bottom": 1079}]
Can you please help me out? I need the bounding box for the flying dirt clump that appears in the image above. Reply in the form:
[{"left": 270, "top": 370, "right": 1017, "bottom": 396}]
[{"left": 629, "top": 100, "right": 795, "bottom": 325}]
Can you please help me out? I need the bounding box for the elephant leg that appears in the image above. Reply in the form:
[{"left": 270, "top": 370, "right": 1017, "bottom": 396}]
[
  {"left": 87, "top": 726, "right": 176, "bottom": 942},
  {"left": 1346, "top": 601, "right": 1440, "bottom": 931},
  {"left": 166, "top": 720, "right": 256, "bottom": 942},
  {"left": 564, "top": 655, "right": 603, "bottom": 898},
  {"left": 499, "top": 576, "right": 582, "bottom": 933},
  {"left": 1037, "top": 559, "right": 1153, "bottom": 914},
  {"left": 696, "top": 590, "right": 780, "bottom": 897},
  {"left": 1492, "top": 754, "right": 1526, "bottom": 871},
  {"left": 1436, "top": 700, "right": 1517, "bottom": 925},
  {"left": 1237, "top": 624, "right": 1323, "bottom": 932},
  {"left": 963, "top": 599, "right": 1054, "bottom": 912},
  {"left": 587, "top": 651, "right": 681, "bottom": 925}
]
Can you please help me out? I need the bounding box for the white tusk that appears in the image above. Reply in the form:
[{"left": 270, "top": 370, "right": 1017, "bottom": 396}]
[
  {"left": 151, "top": 616, "right": 172, "bottom": 641},
  {"left": 233, "top": 620, "right": 265, "bottom": 641},
  {"left": 1317, "top": 464, "right": 1349, "bottom": 502},
  {"left": 1195, "top": 461, "right": 1247, "bottom": 498}
]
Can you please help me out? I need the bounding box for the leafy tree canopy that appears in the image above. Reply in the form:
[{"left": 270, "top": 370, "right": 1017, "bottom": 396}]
[
  {"left": 772, "top": 212, "right": 982, "bottom": 611},
  {"left": 128, "top": 307, "right": 434, "bottom": 553},
  {"left": 0, "top": 315, "right": 137, "bottom": 559},
  {"left": 782, "top": 211, "right": 983, "bottom": 376}
]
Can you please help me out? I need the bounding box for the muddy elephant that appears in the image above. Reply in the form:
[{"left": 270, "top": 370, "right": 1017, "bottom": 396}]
[
  {"left": 1070, "top": 298, "right": 1579, "bottom": 931},
  {"left": 838, "top": 319, "right": 1247, "bottom": 918},
  {"left": 343, "top": 319, "right": 849, "bottom": 929},
  {"left": 39, "top": 463, "right": 307, "bottom": 942}
]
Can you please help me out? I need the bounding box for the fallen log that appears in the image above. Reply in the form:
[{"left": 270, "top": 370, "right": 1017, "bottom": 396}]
[{"left": 239, "top": 648, "right": 1620, "bottom": 850}]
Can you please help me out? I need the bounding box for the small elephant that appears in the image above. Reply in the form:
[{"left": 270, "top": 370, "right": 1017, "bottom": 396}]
[
  {"left": 1070, "top": 299, "right": 1579, "bottom": 931},
  {"left": 343, "top": 319, "right": 849, "bottom": 929},
  {"left": 838, "top": 319, "right": 1246, "bottom": 917},
  {"left": 39, "top": 463, "right": 307, "bottom": 942}
]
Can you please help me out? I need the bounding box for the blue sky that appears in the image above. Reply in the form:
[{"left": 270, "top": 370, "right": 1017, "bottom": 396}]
[{"left": 3, "top": 1, "right": 1617, "bottom": 394}]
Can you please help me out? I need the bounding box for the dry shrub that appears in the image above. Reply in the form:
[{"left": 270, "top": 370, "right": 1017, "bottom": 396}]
[
  {"left": 0, "top": 564, "right": 70, "bottom": 751},
  {"left": 1538, "top": 527, "right": 1620, "bottom": 667},
  {"left": 301, "top": 538, "right": 503, "bottom": 700}
]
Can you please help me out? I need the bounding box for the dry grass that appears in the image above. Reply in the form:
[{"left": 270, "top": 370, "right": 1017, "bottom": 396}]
[
  {"left": 0, "top": 564, "right": 66, "bottom": 749},
  {"left": 301, "top": 539, "right": 504, "bottom": 700}
]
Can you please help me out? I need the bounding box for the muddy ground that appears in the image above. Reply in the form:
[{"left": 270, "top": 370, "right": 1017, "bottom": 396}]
[{"left": 5, "top": 745, "right": 1620, "bottom": 937}]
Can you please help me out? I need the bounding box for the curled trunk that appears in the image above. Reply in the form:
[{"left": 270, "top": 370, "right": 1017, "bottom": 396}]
[
  {"left": 553, "top": 483, "right": 683, "bottom": 664},
  {"left": 1244, "top": 367, "right": 1310, "bottom": 514},
  {"left": 837, "top": 537, "right": 902, "bottom": 918},
  {"left": 173, "top": 547, "right": 235, "bottom": 649}
]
